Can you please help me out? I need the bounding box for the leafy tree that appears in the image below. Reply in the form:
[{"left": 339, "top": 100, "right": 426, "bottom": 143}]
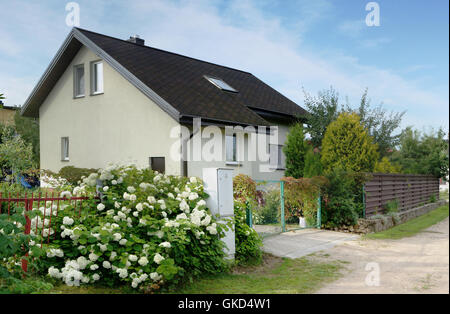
[
  {"left": 303, "top": 87, "right": 340, "bottom": 148},
  {"left": 345, "top": 89, "right": 405, "bottom": 157},
  {"left": 14, "top": 110, "right": 40, "bottom": 165},
  {"left": 390, "top": 127, "right": 449, "bottom": 178},
  {"left": 0, "top": 126, "right": 35, "bottom": 176},
  {"left": 303, "top": 147, "right": 322, "bottom": 178},
  {"left": 321, "top": 112, "right": 379, "bottom": 173},
  {"left": 283, "top": 123, "right": 308, "bottom": 178},
  {"left": 374, "top": 156, "right": 402, "bottom": 173}
]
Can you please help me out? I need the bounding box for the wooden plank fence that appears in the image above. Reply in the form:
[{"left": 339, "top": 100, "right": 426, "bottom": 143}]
[{"left": 364, "top": 173, "right": 439, "bottom": 217}]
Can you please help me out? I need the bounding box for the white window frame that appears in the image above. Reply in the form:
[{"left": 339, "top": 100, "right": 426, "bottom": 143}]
[
  {"left": 61, "top": 137, "right": 69, "bottom": 161},
  {"left": 204, "top": 75, "right": 238, "bottom": 93},
  {"left": 270, "top": 144, "right": 284, "bottom": 170},
  {"left": 90, "top": 61, "right": 104, "bottom": 95},
  {"left": 73, "top": 64, "right": 85, "bottom": 98},
  {"left": 225, "top": 133, "right": 238, "bottom": 164}
]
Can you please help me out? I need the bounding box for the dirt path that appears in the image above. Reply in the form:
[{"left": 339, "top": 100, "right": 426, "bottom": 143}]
[{"left": 315, "top": 217, "right": 449, "bottom": 294}]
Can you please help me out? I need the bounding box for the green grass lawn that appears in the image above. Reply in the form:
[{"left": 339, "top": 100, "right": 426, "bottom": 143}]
[
  {"left": 45, "top": 254, "right": 343, "bottom": 294},
  {"left": 173, "top": 255, "right": 343, "bottom": 294},
  {"left": 365, "top": 204, "right": 449, "bottom": 240}
]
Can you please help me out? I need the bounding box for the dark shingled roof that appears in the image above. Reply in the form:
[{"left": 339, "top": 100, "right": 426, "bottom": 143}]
[
  {"left": 77, "top": 28, "right": 307, "bottom": 125},
  {"left": 22, "top": 28, "right": 307, "bottom": 125}
]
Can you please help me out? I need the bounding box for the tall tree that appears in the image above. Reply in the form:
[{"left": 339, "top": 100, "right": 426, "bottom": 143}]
[
  {"left": 321, "top": 112, "right": 379, "bottom": 173},
  {"left": 347, "top": 89, "right": 405, "bottom": 157},
  {"left": 14, "top": 110, "right": 40, "bottom": 165},
  {"left": 303, "top": 87, "right": 340, "bottom": 148},
  {"left": 283, "top": 123, "right": 308, "bottom": 178},
  {"left": 390, "top": 127, "right": 449, "bottom": 178}
]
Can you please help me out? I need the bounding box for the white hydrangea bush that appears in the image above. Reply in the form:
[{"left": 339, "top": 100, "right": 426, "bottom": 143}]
[{"left": 35, "top": 164, "right": 229, "bottom": 291}]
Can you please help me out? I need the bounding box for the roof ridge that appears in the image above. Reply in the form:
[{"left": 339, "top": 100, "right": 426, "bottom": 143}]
[{"left": 75, "top": 27, "right": 253, "bottom": 76}]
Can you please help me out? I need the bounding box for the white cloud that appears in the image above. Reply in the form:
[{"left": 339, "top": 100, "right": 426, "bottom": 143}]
[{"left": 0, "top": 0, "right": 447, "bottom": 132}]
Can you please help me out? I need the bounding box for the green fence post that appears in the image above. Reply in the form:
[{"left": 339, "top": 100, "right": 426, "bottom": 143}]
[
  {"left": 280, "top": 181, "right": 286, "bottom": 233},
  {"left": 245, "top": 200, "right": 253, "bottom": 228},
  {"left": 316, "top": 193, "right": 321, "bottom": 229},
  {"left": 362, "top": 185, "right": 366, "bottom": 219}
]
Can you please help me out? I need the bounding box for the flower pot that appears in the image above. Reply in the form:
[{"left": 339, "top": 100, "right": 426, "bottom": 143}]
[{"left": 299, "top": 217, "right": 306, "bottom": 228}]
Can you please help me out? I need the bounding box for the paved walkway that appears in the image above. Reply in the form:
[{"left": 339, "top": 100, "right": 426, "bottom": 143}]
[{"left": 263, "top": 228, "right": 359, "bottom": 259}]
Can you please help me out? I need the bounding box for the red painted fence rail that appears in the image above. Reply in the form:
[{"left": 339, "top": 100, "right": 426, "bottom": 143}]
[{"left": 0, "top": 191, "right": 93, "bottom": 272}]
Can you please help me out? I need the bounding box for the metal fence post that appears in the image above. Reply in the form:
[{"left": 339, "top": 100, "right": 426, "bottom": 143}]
[
  {"left": 316, "top": 193, "right": 321, "bottom": 229},
  {"left": 21, "top": 198, "right": 32, "bottom": 274},
  {"left": 245, "top": 200, "right": 253, "bottom": 228},
  {"left": 280, "top": 181, "right": 285, "bottom": 232},
  {"left": 362, "top": 185, "right": 366, "bottom": 218}
]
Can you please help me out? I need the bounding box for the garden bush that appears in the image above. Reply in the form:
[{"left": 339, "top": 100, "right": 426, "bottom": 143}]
[
  {"left": 234, "top": 201, "right": 262, "bottom": 265},
  {"left": 47, "top": 166, "right": 99, "bottom": 186},
  {"left": 233, "top": 174, "right": 257, "bottom": 205},
  {"left": 282, "top": 176, "right": 328, "bottom": 226},
  {"left": 0, "top": 204, "right": 51, "bottom": 293},
  {"left": 26, "top": 164, "right": 231, "bottom": 291},
  {"left": 256, "top": 189, "right": 280, "bottom": 224},
  {"left": 321, "top": 169, "right": 368, "bottom": 228}
]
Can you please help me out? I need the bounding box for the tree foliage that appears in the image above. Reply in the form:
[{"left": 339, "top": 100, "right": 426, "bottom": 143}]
[
  {"left": 321, "top": 112, "right": 379, "bottom": 173},
  {"left": 283, "top": 123, "right": 308, "bottom": 178},
  {"left": 303, "top": 87, "right": 340, "bottom": 148},
  {"left": 0, "top": 126, "right": 35, "bottom": 175},
  {"left": 14, "top": 110, "right": 40, "bottom": 166},
  {"left": 374, "top": 156, "right": 402, "bottom": 173},
  {"left": 390, "top": 127, "right": 449, "bottom": 178},
  {"left": 303, "top": 147, "right": 322, "bottom": 178},
  {"left": 345, "top": 89, "right": 405, "bottom": 157}
]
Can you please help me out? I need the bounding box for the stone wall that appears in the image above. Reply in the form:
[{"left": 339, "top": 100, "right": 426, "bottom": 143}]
[{"left": 352, "top": 200, "right": 448, "bottom": 234}]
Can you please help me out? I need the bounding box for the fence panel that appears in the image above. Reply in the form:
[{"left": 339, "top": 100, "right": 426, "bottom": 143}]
[
  {"left": 0, "top": 192, "right": 93, "bottom": 272},
  {"left": 364, "top": 173, "right": 439, "bottom": 216}
]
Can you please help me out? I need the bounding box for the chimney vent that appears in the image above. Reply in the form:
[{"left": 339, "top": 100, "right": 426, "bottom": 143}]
[{"left": 127, "top": 34, "right": 145, "bottom": 46}]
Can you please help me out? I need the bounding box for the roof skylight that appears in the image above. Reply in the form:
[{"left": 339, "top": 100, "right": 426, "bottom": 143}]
[{"left": 205, "top": 76, "right": 238, "bottom": 93}]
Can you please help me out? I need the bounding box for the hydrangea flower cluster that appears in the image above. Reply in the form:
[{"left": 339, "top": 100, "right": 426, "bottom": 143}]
[{"left": 40, "top": 164, "right": 229, "bottom": 290}]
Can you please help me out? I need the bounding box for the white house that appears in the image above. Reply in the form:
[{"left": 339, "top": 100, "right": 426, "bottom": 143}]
[{"left": 21, "top": 28, "right": 308, "bottom": 181}]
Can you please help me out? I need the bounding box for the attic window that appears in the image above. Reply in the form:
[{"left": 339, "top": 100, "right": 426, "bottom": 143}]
[{"left": 205, "top": 76, "right": 238, "bottom": 93}]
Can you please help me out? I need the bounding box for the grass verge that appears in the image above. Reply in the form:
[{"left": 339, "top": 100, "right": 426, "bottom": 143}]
[
  {"left": 365, "top": 204, "right": 449, "bottom": 240},
  {"left": 173, "top": 254, "right": 343, "bottom": 294},
  {"left": 45, "top": 254, "right": 343, "bottom": 294}
]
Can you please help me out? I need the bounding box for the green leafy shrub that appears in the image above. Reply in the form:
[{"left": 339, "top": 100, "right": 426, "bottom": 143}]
[
  {"left": 27, "top": 165, "right": 229, "bottom": 292},
  {"left": 429, "top": 194, "right": 437, "bottom": 203},
  {"left": 283, "top": 176, "right": 328, "bottom": 226},
  {"left": 304, "top": 148, "right": 323, "bottom": 178},
  {"left": 0, "top": 126, "right": 35, "bottom": 175},
  {"left": 384, "top": 199, "right": 399, "bottom": 214},
  {"left": 0, "top": 204, "right": 48, "bottom": 293},
  {"left": 321, "top": 112, "right": 379, "bottom": 173},
  {"left": 234, "top": 202, "right": 262, "bottom": 265},
  {"left": 374, "top": 157, "right": 402, "bottom": 173},
  {"left": 283, "top": 123, "right": 308, "bottom": 178},
  {"left": 58, "top": 166, "right": 99, "bottom": 185},
  {"left": 233, "top": 174, "right": 257, "bottom": 205},
  {"left": 256, "top": 189, "right": 280, "bottom": 224},
  {"left": 322, "top": 169, "right": 369, "bottom": 228}
]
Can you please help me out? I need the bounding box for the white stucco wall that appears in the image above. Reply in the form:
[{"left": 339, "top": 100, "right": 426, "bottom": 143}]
[
  {"left": 186, "top": 122, "right": 291, "bottom": 181},
  {"left": 39, "top": 46, "right": 181, "bottom": 175}
]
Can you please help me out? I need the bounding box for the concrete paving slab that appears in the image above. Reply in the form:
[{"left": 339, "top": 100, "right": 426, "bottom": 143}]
[{"left": 263, "top": 229, "right": 359, "bottom": 259}]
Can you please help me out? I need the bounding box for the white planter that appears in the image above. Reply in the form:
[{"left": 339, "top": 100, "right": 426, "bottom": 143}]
[{"left": 299, "top": 217, "right": 306, "bottom": 228}]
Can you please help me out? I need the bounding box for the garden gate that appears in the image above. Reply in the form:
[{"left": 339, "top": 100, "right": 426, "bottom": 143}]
[{"left": 249, "top": 180, "right": 321, "bottom": 238}]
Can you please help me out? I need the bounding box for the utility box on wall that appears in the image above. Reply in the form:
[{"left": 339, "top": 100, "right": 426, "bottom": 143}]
[{"left": 202, "top": 168, "right": 235, "bottom": 259}]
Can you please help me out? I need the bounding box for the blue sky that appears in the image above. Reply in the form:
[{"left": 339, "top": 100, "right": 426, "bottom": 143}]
[{"left": 0, "top": 0, "right": 448, "bottom": 134}]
